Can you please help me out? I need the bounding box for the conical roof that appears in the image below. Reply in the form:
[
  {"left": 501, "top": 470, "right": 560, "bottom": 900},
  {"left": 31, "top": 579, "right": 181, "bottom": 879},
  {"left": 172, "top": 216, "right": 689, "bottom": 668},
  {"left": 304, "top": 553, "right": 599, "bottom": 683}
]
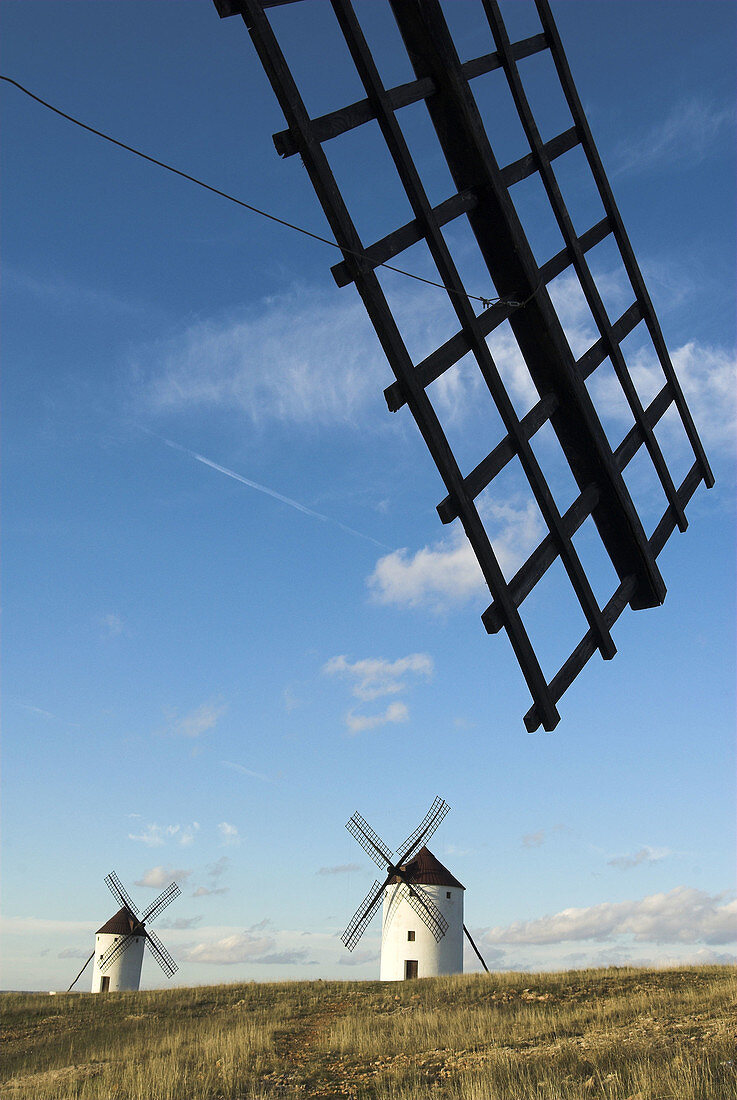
[
  {"left": 96, "top": 906, "right": 145, "bottom": 936},
  {"left": 389, "top": 846, "right": 465, "bottom": 890}
]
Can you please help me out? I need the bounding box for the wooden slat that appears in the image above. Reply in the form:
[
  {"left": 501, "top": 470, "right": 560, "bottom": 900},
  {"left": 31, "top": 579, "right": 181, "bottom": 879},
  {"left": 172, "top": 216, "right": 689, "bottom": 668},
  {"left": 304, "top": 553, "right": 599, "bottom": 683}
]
[
  {"left": 386, "top": 0, "right": 617, "bottom": 665},
  {"left": 501, "top": 125, "right": 578, "bottom": 187},
  {"left": 331, "top": 188, "right": 477, "bottom": 288},
  {"left": 272, "top": 32, "right": 548, "bottom": 157},
  {"left": 437, "top": 392, "right": 559, "bottom": 524},
  {"left": 523, "top": 459, "right": 704, "bottom": 732},
  {"left": 384, "top": 213, "right": 610, "bottom": 415},
  {"left": 384, "top": 297, "right": 514, "bottom": 413},
  {"left": 390, "top": 0, "right": 666, "bottom": 617},
  {"left": 482, "top": 0, "right": 687, "bottom": 540},
  {"left": 273, "top": 75, "right": 435, "bottom": 157},
  {"left": 524, "top": 573, "right": 637, "bottom": 732},
  {"left": 482, "top": 482, "right": 600, "bottom": 633},
  {"left": 576, "top": 301, "right": 642, "bottom": 382},
  {"left": 534, "top": 0, "right": 714, "bottom": 491},
  {"left": 613, "top": 382, "right": 673, "bottom": 470},
  {"left": 238, "top": 0, "right": 562, "bottom": 729}
]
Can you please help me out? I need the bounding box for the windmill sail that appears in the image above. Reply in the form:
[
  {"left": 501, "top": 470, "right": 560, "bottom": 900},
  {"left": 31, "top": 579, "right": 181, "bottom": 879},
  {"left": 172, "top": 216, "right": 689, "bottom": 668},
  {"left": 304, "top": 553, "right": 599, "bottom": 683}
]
[{"left": 214, "top": 0, "right": 713, "bottom": 731}]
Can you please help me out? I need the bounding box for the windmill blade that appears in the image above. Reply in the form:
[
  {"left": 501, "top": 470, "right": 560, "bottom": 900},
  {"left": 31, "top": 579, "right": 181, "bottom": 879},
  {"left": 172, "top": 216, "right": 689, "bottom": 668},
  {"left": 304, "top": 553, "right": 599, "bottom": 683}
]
[
  {"left": 403, "top": 883, "right": 449, "bottom": 942},
  {"left": 395, "top": 797, "right": 450, "bottom": 864},
  {"left": 140, "top": 881, "right": 181, "bottom": 924},
  {"left": 345, "top": 812, "right": 394, "bottom": 870},
  {"left": 104, "top": 871, "right": 139, "bottom": 915},
  {"left": 341, "top": 879, "right": 384, "bottom": 951},
  {"left": 381, "top": 882, "right": 405, "bottom": 943},
  {"left": 146, "top": 928, "right": 178, "bottom": 978},
  {"left": 99, "top": 933, "right": 135, "bottom": 972}
]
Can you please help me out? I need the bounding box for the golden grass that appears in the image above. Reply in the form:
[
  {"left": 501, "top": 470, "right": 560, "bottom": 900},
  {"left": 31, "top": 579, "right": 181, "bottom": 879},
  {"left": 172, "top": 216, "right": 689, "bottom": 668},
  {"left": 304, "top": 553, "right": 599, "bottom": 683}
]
[{"left": 1, "top": 966, "right": 735, "bottom": 1098}]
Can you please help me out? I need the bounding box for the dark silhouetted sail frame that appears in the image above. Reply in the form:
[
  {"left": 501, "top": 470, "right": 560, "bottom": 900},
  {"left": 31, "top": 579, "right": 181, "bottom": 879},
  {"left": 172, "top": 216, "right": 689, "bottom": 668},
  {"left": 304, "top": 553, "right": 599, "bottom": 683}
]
[{"left": 214, "top": 0, "right": 713, "bottom": 731}]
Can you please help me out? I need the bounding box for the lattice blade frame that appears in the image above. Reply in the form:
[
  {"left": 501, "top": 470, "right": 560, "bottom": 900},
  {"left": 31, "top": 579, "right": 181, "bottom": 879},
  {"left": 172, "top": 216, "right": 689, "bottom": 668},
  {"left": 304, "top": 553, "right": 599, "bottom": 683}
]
[
  {"left": 216, "top": 0, "right": 713, "bottom": 731},
  {"left": 146, "top": 928, "right": 178, "bottom": 978},
  {"left": 99, "top": 933, "right": 135, "bottom": 973},
  {"left": 341, "top": 879, "right": 384, "bottom": 950},
  {"left": 104, "top": 871, "right": 139, "bottom": 915},
  {"left": 381, "top": 882, "right": 405, "bottom": 943},
  {"left": 345, "top": 812, "right": 394, "bottom": 869},
  {"left": 141, "top": 881, "right": 181, "bottom": 924},
  {"left": 395, "top": 796, "right": 449, "bottom": 865},
  {"left": 402, "top": 882, "right": 449, "bottom": 942}
]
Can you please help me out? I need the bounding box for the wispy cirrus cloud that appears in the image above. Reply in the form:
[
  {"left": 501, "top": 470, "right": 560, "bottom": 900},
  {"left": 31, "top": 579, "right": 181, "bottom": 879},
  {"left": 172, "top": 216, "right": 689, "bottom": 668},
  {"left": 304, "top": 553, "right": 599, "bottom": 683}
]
[
  {"left": 158, "top": 915, "right": 203, "bottom": 930},
  {"left": 138, "top": 287, "right": 387, "bottom": 427},
  {"left": 222, "top": 760, "right": 271, "bottom": 782},
  {"left": 323, "top": 653, "right": 433, "bottom": 733},
  {"left": 161, "top": 699, "right": 227, "bottom": 739},
  {"left": 323, "top": 654, "right": 434, "bottom": 701},
  {"left": 193, "top": 855, "right": 230, "bottom": 897},
  {"left": 100, "top": 612, "right": 125, "bottom": 638},
  {"left": 135, "top": 866, "right": 192, "bottom": 889},
  {"left": 218, "top": 822, "right": 241, "bottom": 847},
  {"left": 317, "top": 863, "right": 362, "bottom": 876},
  {"left": 181, "top": 919, "right": 315, "bottom": 966},
  {"left": 522, "top": 825, "right": 567, "bottom": 849},
  {"left": 607, "top": 846, "right": 672, "bottom": 870},
  {"left": 128, "top": 822, "right": 200, "bottom": 848},
  {"left": 612, "top": 96, "right": 736, "bottom": 177},
  {"left": 481, "top": 886, "right": 736, "bottom": 946},
  {"left": 345, "top": 701, "right": 409, "bottom": 733}
]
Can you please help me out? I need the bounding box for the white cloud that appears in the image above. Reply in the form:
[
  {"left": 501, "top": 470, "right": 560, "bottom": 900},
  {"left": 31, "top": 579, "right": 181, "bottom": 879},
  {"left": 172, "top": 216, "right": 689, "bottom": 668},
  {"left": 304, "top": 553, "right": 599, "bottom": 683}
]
[
  {"left": 193, "top": 856, "right": 230, "bottom": 896},
  {"left": 157, "top": 916, "right": 203, "bottom": 930},
  {"left": 128, "top": 822, "right": 199, "bottom": 848},
  {"left": 221, "top": 760, "right": 270, "bottom": 782},
  {"left": 323, "top": 653, "right": 433, "bottom": 701},
  {"left": 612, "top": 96, "right": 736, "bottom": 177},
  {"left": 163, "top": 699, "right": 227, "bottom": 739},
  {"left": 345, "top": 701, "right": 408, "bottom": 734},
  {"left": 522, "top": 825, "right": 567, "bottom": 849},
  {"left": 368, "top": 499, "right": 542, "bottom": 613},
  {"left": 481, "top": 886, "right": 736, "bottom": 947},
  {"left": 100, "top": 612, "right": 124, "bottom": 638},
  {"left": 338, "top": 948, "right": 379, "bottom": 967},
  {"left": 182, "top": 929, "right": 276, "bottom": 965},
  {"left": 218, "top": 822, "right": 241, "bottom": 847},
  {"left": 317, "top": 863, "right": 362, "bottom": 876},
  {"left": 139, "top": 287, "right": 388, "bottom": 427},
  {"left": 608, "top": 846, "right": 672, "bottom": 870},
  {"left": 324, "top": 653, "right": 432, "bottom": 733},
  {"left": 637, "top": 342, "right": 735, "bottom": 452},
  {"left": 134, "top": 866, "right": 192, "bottom": 889}
]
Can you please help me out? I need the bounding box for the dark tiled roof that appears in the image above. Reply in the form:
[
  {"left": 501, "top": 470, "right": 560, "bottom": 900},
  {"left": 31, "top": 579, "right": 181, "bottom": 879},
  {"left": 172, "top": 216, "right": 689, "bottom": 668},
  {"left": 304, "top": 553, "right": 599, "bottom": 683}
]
[
  {"left": 389, "top": 846, "right": 465, "bottom": 890},
  {"left": 96, "top": 907, "right": 146, "bottom": 936}
]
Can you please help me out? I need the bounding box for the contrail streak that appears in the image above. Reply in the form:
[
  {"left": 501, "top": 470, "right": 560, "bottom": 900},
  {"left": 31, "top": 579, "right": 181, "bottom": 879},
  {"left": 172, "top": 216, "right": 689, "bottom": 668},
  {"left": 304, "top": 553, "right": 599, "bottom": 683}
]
[{"left": 156, "top": 434, "right": 392, "bottom": 551}]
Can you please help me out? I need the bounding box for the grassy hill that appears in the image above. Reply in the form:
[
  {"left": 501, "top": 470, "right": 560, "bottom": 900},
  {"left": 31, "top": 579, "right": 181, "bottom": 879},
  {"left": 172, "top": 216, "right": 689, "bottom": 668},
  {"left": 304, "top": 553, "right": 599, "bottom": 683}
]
[{"left": 2, "top": 966, "right": 735, "bottom": 1099}]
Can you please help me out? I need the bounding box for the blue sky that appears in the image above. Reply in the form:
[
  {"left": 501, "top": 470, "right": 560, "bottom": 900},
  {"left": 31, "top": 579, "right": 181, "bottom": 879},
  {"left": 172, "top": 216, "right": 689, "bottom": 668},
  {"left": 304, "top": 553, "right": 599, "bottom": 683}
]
[{"left": 2, "top": 0, "right": 735, "bottom": 990}]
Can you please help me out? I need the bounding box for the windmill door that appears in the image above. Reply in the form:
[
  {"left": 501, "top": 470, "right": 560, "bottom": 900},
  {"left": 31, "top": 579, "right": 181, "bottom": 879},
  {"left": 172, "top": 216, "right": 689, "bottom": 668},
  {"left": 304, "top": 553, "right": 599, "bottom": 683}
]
[
  {"left": 404, "top": 960, "right": 418, "bottom": 980},
  {"left": 100, "top": 976, "right": 110, "bottom": 993}
]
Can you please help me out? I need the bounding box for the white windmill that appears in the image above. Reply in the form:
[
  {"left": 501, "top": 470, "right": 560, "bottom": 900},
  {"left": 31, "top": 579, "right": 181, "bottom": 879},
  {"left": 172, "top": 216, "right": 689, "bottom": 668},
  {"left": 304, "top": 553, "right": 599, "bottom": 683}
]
[
  {"left": 342, "top": 797, "right": 488, "bottom": 980},
  {"left": 67, "top": 871, "right": 181, "bottom": 992}
]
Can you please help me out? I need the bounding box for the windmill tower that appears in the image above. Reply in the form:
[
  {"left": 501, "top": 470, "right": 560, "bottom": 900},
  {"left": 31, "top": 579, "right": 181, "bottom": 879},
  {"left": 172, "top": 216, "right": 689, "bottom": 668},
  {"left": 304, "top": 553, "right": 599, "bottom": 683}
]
[
  {"left": 89, "top": 871, "right": 181, "bottom": 992},
  {"left": 342, "top": 797, "right": 488, "bottom": 980}
]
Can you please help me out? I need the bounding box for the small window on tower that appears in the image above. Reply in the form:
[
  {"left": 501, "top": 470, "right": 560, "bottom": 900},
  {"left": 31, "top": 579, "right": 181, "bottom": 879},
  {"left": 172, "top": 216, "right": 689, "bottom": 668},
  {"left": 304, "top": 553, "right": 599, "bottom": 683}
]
[
  {"left": 446, "top": 891, "right": 451, "bottom": 899},
  {"left": 407, "top": 930, "right": 415, "bottom": 941}
]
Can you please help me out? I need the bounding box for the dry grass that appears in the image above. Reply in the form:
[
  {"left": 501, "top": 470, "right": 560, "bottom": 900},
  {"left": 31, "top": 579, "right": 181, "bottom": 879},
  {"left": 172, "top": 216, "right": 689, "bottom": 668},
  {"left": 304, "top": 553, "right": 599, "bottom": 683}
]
[{"left": 1, "top": 966, "right": 735, "bottom": 1098}]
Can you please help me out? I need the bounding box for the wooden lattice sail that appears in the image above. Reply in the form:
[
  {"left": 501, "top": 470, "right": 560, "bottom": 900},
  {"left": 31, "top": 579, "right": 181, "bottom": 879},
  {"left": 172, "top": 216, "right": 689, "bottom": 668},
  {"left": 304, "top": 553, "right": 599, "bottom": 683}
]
[{"left": 213, "top": 0, "right": 713, "bottom": 731}]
